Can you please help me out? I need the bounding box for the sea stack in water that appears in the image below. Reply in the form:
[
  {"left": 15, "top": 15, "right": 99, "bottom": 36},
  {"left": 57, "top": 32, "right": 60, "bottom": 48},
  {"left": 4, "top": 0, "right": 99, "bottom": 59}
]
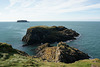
[
  {"left": 35, "top": 42, "right": 90, "bottom": 63},
  {"left": 22, "top": 26, "right": 79, "bottom": 45},
  {"left": 17, "top": 20, "right": 28, "bottom": 22}
]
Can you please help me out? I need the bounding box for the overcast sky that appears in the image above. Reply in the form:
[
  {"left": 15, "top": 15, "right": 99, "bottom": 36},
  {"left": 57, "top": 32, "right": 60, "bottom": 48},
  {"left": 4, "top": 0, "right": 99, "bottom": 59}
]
[{"left": 0, "top": 0, "right": 100, "bottom": 21}]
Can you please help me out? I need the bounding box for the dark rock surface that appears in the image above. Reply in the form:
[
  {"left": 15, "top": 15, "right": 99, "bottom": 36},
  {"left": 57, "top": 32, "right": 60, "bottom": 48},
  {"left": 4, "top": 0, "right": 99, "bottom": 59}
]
[
  {"left": 17, "top": 20, "right": 28, "bottom": 22},
  {"left": 35, "top": 42, "right": 90, "bottom": 63},
  {"left": 22, "top": 26, "right": 79, "bottom": 45}
]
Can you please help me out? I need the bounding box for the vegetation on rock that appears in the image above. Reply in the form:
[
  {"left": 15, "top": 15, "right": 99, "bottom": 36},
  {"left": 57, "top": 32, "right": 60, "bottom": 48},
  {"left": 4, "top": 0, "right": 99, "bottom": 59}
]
[
  {"left": 0, "top": 42, "right": 100, "bottom": 67},
  {"left": 36, "top": 42, "right": 90, "bottom": 63},
  {"left": 0, "top": 26, "right": 99, "bottom": 66},
  {"left": 22, "top": 26, "right": 79, "bottom": 45},
  {"left": 0, "top": 43, "right": 28, "bottom": 56}
]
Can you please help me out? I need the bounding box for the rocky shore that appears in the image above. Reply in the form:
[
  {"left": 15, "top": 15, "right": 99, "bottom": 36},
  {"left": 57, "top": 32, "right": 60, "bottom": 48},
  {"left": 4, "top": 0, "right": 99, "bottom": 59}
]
[
  {"left": 1, "top": 25, "right": 99, "bottom": 66},
  {"left": 22, "top": 26, "right": 90, "bottom": 63},
  {"left": 22, "top": 26, "right": 79, "bottom": 46},
  {"left": 35, "top": 42, "right": 90, "bottom": 63},
  {"left": 0, "top": 42, "right": 100, "bottom": 67},
  {"left": 0, "top": 43, "right": 28, "bottom": 57}
]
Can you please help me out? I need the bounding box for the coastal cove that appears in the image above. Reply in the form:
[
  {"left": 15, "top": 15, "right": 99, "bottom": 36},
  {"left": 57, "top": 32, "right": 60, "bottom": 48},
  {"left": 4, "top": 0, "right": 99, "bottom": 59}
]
[{"left": 0, "top": 21, "right": 100, "bottom": 59}]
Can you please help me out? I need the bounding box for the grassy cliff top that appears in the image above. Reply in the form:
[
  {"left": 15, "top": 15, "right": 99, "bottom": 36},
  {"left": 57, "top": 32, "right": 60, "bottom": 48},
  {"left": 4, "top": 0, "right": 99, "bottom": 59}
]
[
  {"left": 28, "top": 26, "right": 49, "bottom": 29},
  {"left": 0, "top": 42, "right": 100, "bottom": 67},
  {"left": 27, "top": 26, "right": 67, "bottom": 31},
  {"left": 0, "top": 53, "right": 100, "bottom": 67}
]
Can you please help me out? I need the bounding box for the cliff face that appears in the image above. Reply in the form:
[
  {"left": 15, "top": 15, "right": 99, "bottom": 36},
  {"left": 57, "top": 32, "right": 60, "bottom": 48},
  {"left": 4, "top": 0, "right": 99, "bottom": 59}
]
[
  {"left": 22, "top": 26, "right": 79, "bottom": 45},
  {"left": 35, "top": 42, "right": 90, "bottom": 63}
]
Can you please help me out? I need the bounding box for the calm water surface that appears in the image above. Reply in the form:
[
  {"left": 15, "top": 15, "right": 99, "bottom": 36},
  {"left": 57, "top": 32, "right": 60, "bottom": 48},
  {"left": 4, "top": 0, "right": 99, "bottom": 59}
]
[{"left": 0, "top": 21, "right": 100, "bottom": 58}]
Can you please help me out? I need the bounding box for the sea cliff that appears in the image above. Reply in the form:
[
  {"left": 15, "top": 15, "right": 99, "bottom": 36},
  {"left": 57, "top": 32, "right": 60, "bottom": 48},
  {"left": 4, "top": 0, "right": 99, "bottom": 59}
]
[{"left": 22, "top": 26, "right": 79, "bottom": 46}]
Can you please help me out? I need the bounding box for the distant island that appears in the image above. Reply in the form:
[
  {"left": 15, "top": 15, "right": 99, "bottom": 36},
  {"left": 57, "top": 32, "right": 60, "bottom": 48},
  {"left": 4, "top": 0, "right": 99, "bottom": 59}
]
[{"left": 17, "top": 20, "right": 29, "bottom": 22}]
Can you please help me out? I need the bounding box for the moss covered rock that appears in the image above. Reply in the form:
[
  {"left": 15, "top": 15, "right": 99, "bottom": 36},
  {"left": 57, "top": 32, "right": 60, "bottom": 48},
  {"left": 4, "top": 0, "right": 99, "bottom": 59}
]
[
  {"left": 22, "top": 26, "right": 79, "bottom": 45},
  {"left": 36, "top": 42, "right": 90, "bottom": 63},
  {"left": 0, "top": 42, "right": 100, "bottom": 67},
  {"left": 0, "top": 43, "right": 39, "bottom": 66},
  {"left": 0, "top": 43, "right": 28, "bottom": 57}
]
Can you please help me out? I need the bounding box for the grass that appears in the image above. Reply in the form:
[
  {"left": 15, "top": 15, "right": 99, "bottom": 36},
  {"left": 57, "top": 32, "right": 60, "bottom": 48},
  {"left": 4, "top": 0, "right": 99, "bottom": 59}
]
[
  {"left": 28, "top": 26, "right": 58, "bottom": 30},
  {"left": 1, "top": 53, "right": 99, "bottom": 67},
  {"left": 0, "top": 52, "right": 100, "bottom": 67},
  {"left": 0, "top": 54, "right": 39, "bottom": 67},
  {"left": 0, "top": 42, "right": 100, "bottom": 67}
]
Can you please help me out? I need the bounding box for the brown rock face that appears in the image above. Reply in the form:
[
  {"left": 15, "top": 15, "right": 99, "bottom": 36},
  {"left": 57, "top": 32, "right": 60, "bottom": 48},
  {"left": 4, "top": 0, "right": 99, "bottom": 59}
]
[
  {"left": 22, "top": 26, "right": 79, "bottom": 45},
  {"left": 35, "top": 42, "right": 90, "bottom": 63},
  {"left": 35, "top": 43, "right": 51, "bottom": 53}
]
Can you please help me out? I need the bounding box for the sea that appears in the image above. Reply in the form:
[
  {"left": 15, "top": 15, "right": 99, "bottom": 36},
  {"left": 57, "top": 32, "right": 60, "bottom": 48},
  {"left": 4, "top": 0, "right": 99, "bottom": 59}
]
[{"left": 0, "top": 21, "right": 100, "bottom": 59}]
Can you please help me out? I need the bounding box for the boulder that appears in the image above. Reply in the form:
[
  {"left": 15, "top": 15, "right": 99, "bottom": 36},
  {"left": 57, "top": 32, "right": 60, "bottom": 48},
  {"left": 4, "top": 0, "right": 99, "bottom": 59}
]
[
  {"left": 22, "top": 26, "right": 79, "bottom": 45},
  {"left": 35, "top": 42, "right": 90, "bottom": 63}
]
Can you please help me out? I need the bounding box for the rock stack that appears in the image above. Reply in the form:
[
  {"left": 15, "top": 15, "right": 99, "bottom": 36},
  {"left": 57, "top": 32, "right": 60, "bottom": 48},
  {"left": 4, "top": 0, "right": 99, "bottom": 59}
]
[{"left": 22, "top": 26, "right": 79, "bottom": 46}]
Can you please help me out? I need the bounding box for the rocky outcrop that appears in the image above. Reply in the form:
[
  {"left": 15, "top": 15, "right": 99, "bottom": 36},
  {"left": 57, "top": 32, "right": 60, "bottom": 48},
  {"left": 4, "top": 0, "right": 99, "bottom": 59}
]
[
  {"left": 0, "top": 43, "right": 99, "bottom": 67},
  {"left": 35, "top": 43, "right": 51, "bottom": 53},
  {"left": 22, "top": 26, "right": 79, "bottom": 45},
  {"left": 35, "top": 42, "right": 90, "bottom": 63},
  {"left": 0, "top": 43, "right": 28, "bottom": 56}
]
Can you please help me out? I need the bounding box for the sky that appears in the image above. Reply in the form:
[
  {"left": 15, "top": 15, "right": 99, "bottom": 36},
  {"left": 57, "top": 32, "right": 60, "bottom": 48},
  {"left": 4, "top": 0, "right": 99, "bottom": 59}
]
[{"left": 0, "top": 0, "right": 100, "bottom": 21}]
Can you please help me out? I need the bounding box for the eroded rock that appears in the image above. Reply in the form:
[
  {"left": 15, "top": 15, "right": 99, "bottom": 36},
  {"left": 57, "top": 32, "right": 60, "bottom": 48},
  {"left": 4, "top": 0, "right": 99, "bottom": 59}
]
[
  {"left": 22, "top": 26, "right": 79, "bottom": 45},
  {"left": 35, "top": 42, "right": 90, "bottom": 63}
]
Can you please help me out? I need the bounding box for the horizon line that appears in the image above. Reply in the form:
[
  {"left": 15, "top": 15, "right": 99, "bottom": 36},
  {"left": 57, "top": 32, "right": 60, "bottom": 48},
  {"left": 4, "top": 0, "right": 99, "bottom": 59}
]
[{"left": 0, "top": 20, "right": 100, "bottom": 22}]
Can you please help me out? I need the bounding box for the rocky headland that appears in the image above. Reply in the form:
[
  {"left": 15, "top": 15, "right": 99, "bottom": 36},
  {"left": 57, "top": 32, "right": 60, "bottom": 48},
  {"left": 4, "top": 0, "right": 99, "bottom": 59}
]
[
  {"left": 0, "top": 42, "right": 100, "bottom": 67},
  {"left": 0, "top": 43, "right": 28, "bottom": 57},
  {"left": 1, "top": 25, "right": 100, "bottom": 66},
  {"left": 22, "top": 25, "right": 90, "bottom": 63},
  {"left": 35, "top": 42, "right": 90, "bottom": 63},
  {"left": 22, "top": 26, "right": 79, "bottom": 46}
]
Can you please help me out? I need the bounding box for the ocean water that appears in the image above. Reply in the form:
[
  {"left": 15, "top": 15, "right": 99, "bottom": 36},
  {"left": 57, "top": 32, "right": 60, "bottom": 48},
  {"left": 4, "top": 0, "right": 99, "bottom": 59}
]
[{"left": 0, "top": 21, "right": 100, "bottom": 59}]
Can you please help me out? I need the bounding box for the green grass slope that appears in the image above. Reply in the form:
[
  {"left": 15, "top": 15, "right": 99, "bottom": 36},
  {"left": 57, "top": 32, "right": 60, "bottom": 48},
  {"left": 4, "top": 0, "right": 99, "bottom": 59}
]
[{"left": 0, "top": 42, "right": 100, "bottom": 67}]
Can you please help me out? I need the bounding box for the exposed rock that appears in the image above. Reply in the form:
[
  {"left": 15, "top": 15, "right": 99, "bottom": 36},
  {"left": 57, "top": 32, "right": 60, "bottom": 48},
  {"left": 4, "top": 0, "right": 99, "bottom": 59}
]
[
  {"left": 22, "top": 26, "right": 79, "bottom": 45},
  {"left": 0, "top": 43, "right": 28, "bottom": 56},
  {"left": 35, "top": 43, "right": 51, "bottom": 53},
  {"left": 36, "top": 46, "right": 57, "bottom": 62},
  {"left": 55, "top": 42, "right": 90, "bottom": 63},
  {"left": 36, "top": 42, "right": 90, "bottom": 63},
  {"left": 0, "top": 43, "right": 99, "bottom": 67}
]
